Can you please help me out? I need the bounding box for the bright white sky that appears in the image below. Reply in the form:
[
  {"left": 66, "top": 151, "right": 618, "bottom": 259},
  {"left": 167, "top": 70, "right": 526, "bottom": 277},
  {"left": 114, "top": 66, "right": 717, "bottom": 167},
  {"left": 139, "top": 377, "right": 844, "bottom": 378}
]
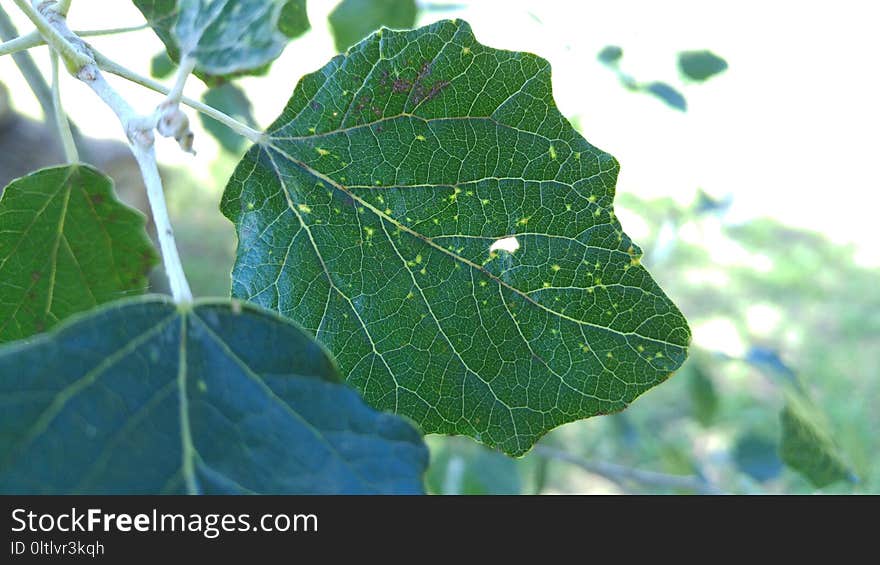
[{"left": 2, "top": 0, "right": 878, "bottom": 265}]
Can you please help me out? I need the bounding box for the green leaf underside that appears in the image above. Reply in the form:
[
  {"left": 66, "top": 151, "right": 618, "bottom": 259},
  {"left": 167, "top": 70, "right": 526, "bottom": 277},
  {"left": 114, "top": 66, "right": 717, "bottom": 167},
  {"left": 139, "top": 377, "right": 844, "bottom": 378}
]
[
  {"left": 222, "top": 20, "right": 691, "bottom": 456},
  {"left": 779, "top": 393, "right": 852, "bottom": 488},
  {"left": 0, "top": 297, "right": 427, "bottom": 494},
  {"left": 328, "top": 0, "right": 418, "bottom": 52},
  {"left": 0, "top": 166, "right": 157, "bottom": 344},
  {"left": 133, "top": 0, "right": 310, "bottom": 79}
]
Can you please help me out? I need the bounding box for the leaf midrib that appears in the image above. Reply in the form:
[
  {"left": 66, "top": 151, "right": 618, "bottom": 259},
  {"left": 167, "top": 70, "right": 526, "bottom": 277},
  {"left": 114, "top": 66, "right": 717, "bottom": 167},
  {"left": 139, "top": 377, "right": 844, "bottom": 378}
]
[{"left": 260, "top": 141, "right": 684, "bottom": 351}]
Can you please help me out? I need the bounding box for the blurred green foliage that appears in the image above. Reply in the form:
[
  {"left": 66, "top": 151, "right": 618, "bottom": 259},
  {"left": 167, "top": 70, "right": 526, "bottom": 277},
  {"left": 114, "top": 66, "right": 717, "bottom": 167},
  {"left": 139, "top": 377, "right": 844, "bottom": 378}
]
[{"left": 328, "top": 0, "right": 418, "bottom": 52}]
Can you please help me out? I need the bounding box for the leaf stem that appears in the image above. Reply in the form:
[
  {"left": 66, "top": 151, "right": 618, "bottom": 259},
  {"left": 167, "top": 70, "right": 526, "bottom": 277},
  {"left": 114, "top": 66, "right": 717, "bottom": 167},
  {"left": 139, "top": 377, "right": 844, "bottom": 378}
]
[
  {"left": 166, "top": 55, "right": 196, "bottom": 105},
  {"left": 18, "top": 3, "right": 193, "bottom": 302},
  {"left": 92, "top": 50, "right": 266, "bottom": 144},
  {"left": 84, "top": 69, "right": 193, "bottom": 303},
  {"left": 0, "top": 23, "right": 149, "bottom": 57},
  {"left": 50, "top": 50, "right": 78, "bottom": 163},
  {"left": 532, "top": 445, "right": 725, "bottom": 495},
  {"left": 55, "top": 0, "right": 72, "bottom": 17},
  {"left": 11, "top": 0, "right": 91, "bottom": 73}
]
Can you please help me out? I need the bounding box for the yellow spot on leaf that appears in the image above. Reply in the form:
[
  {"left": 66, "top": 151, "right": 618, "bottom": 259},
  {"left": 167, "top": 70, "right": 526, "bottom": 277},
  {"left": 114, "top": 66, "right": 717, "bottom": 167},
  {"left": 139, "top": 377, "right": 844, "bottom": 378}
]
[
  {"left": 548, "top": 145, "right": 557, "bottom": 160},
  {"left": 415, "top": 134, "right": 426, "bottom": 142},
  {"left": 297, "top": 204, "right": 312, "bottom": 214},
  {"left": 316, "top": 147, "right": 330, "bottom": 157},
  {"left": 551, "top": 264, "right": 561, "bottom": 272}
]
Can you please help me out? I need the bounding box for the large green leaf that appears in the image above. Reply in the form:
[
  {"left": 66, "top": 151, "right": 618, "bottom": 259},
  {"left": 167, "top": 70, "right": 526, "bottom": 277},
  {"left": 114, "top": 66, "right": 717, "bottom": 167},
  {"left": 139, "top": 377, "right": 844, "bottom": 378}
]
[
  {"left": 133, "top": 0, "right": 310, "bottom": 80},
  {"left": 0, "top": 297, "right": 427, "bottom": 494},
  {"left": 222, "top": 20, "right": 691, "bottom": 456},
  {"left": 0, "top": 165, "right": 157, "bottom": 344},
  {"left": 779, "top": 392, "right": 853, "bottom": 488},
  {"left": 328, "top": 0, "right": 418, "bottom": 52}
]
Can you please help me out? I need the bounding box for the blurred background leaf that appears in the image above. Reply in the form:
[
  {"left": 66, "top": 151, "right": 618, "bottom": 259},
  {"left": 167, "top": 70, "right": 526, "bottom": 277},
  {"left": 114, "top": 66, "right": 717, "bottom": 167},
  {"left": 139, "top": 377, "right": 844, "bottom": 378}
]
[
  {"left": 678, "top": 50, "right": 728, "bottom": 82},
  {"left": 644, "top": 81, "right": 687, "bottom": 111},
  {"left": 150, "top": 50, "right": 175, "bottom": 79},
  {"left": 597, "top": 44, "right": 623, "bottom": 66},
  {"left": 780, "top": 392, "right": 855, "bottom": 488},
  {"left": 199, "top": 84, "right": 258, "bottom": 154},
  {"left": 328, "top": 0, "right": 418, "bottom": 52},
  {"left": 733, "top": 433, "right": 783, "bottom": 483},
  {"left": 688, "top": 361, "right": 719, "bottom": 427}
]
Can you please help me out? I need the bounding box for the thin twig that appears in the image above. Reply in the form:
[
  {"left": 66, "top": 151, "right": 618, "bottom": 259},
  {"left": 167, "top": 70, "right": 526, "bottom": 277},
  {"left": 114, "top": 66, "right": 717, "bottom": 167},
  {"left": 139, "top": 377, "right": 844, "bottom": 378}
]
[
  {"left": 55, "top": 0, "right": 72, "bottom": 18},
  {"left": 21, "top": 2, "right": 193, "bottom": 302},
  {"left": 84, "top": 69, "right": 193, "bottom": 302},
  {"left": 11, "top": 0, "right": 91, "bottom": 73},
  {"left": 0, "top": 23, "right": 149, "bottom": 57},
  {"left": 532, "top": 445, "right": 725, "bottom": 495},
  {"left": 165, "top": 56, "right": 196, "bottom": 106},
  {"left": 0, "top": 4, "right": 54, "bottom": 120},
  {"left": 93, "top": 50, "right": 265, "bottom": 144},
  {"left": 50, "top": 50, "right": 78, "bottom": 162}
]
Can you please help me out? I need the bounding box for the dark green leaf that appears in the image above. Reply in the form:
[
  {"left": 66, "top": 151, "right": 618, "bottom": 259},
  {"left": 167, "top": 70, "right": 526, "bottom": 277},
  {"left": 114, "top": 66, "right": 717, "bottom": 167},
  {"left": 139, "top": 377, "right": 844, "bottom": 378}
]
[
  {"left": 328, "top": 0, "right": 418, "bottom": 52},
  {"left": 733, "top": 433, "right": 782, "bottom": 482},
  {"left": 200, "top": 83, "right": 258, "bottom": 154},
  {"left": 0, "top": 165, "right": 157, "bottom": 343},
  {"left": 779, "top": 392, "right": 853, "bottom": 488},
  {"left": 0, "top": 297, "right": 427, "bottom": 494},
  {"left": 222, "top": 20, "right": 691, "bottom": 456},
  {"left": 597, "top": 45, "right": 622, "bottom": 66},
  {"left": 678, "top": 50, "right": 728, "bottom": 82},
  {"left": 150, "top": 50, "right": 176, "bottom": 79},
  {"left": 687, "top": 362, "right": 718, "bottom": 426},
  {"left": 133, "top": 0, "right": 310, "bottom": 80},
  {"left": 644, "top": 82, "right": 687, "bottom": 111}
]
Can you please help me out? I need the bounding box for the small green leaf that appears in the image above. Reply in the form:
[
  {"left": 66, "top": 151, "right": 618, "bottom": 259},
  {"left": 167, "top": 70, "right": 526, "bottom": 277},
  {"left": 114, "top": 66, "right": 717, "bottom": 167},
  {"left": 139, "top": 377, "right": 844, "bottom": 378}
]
[
  {"left": 597, "top": 45, "right": 623, "bottom": 66},
  {"left": 222, "top": 20, "right": 691, "bottom": 456},
  {"left": 0, "top": 297, "right": 428, "bottom": 494},
  {"left": 150, "top": 50, "right": 176, "bottom": 79},
  {"left": 687, "top": 362, "right": 718, "bottom": 426},
  {"left": 200, "top": 83, "right": 259, "bottom": 153},
  {"left": 0, "top": 165, "right": 157, "bottom": 343},
  {"left": 133, "top": 0, "right": 310, "bottom": 80},
  {"left": 328, "top": 0, "right": 418, "bottom": 52},
  {"left": 678, "top": 50, "right": 728, "bottom": 82},
  {"left": 779, "top": 392, "right": 853, "bottom": 488},
  {"left": 644, "top": 82, "right": 687, "bottom": 111}
]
